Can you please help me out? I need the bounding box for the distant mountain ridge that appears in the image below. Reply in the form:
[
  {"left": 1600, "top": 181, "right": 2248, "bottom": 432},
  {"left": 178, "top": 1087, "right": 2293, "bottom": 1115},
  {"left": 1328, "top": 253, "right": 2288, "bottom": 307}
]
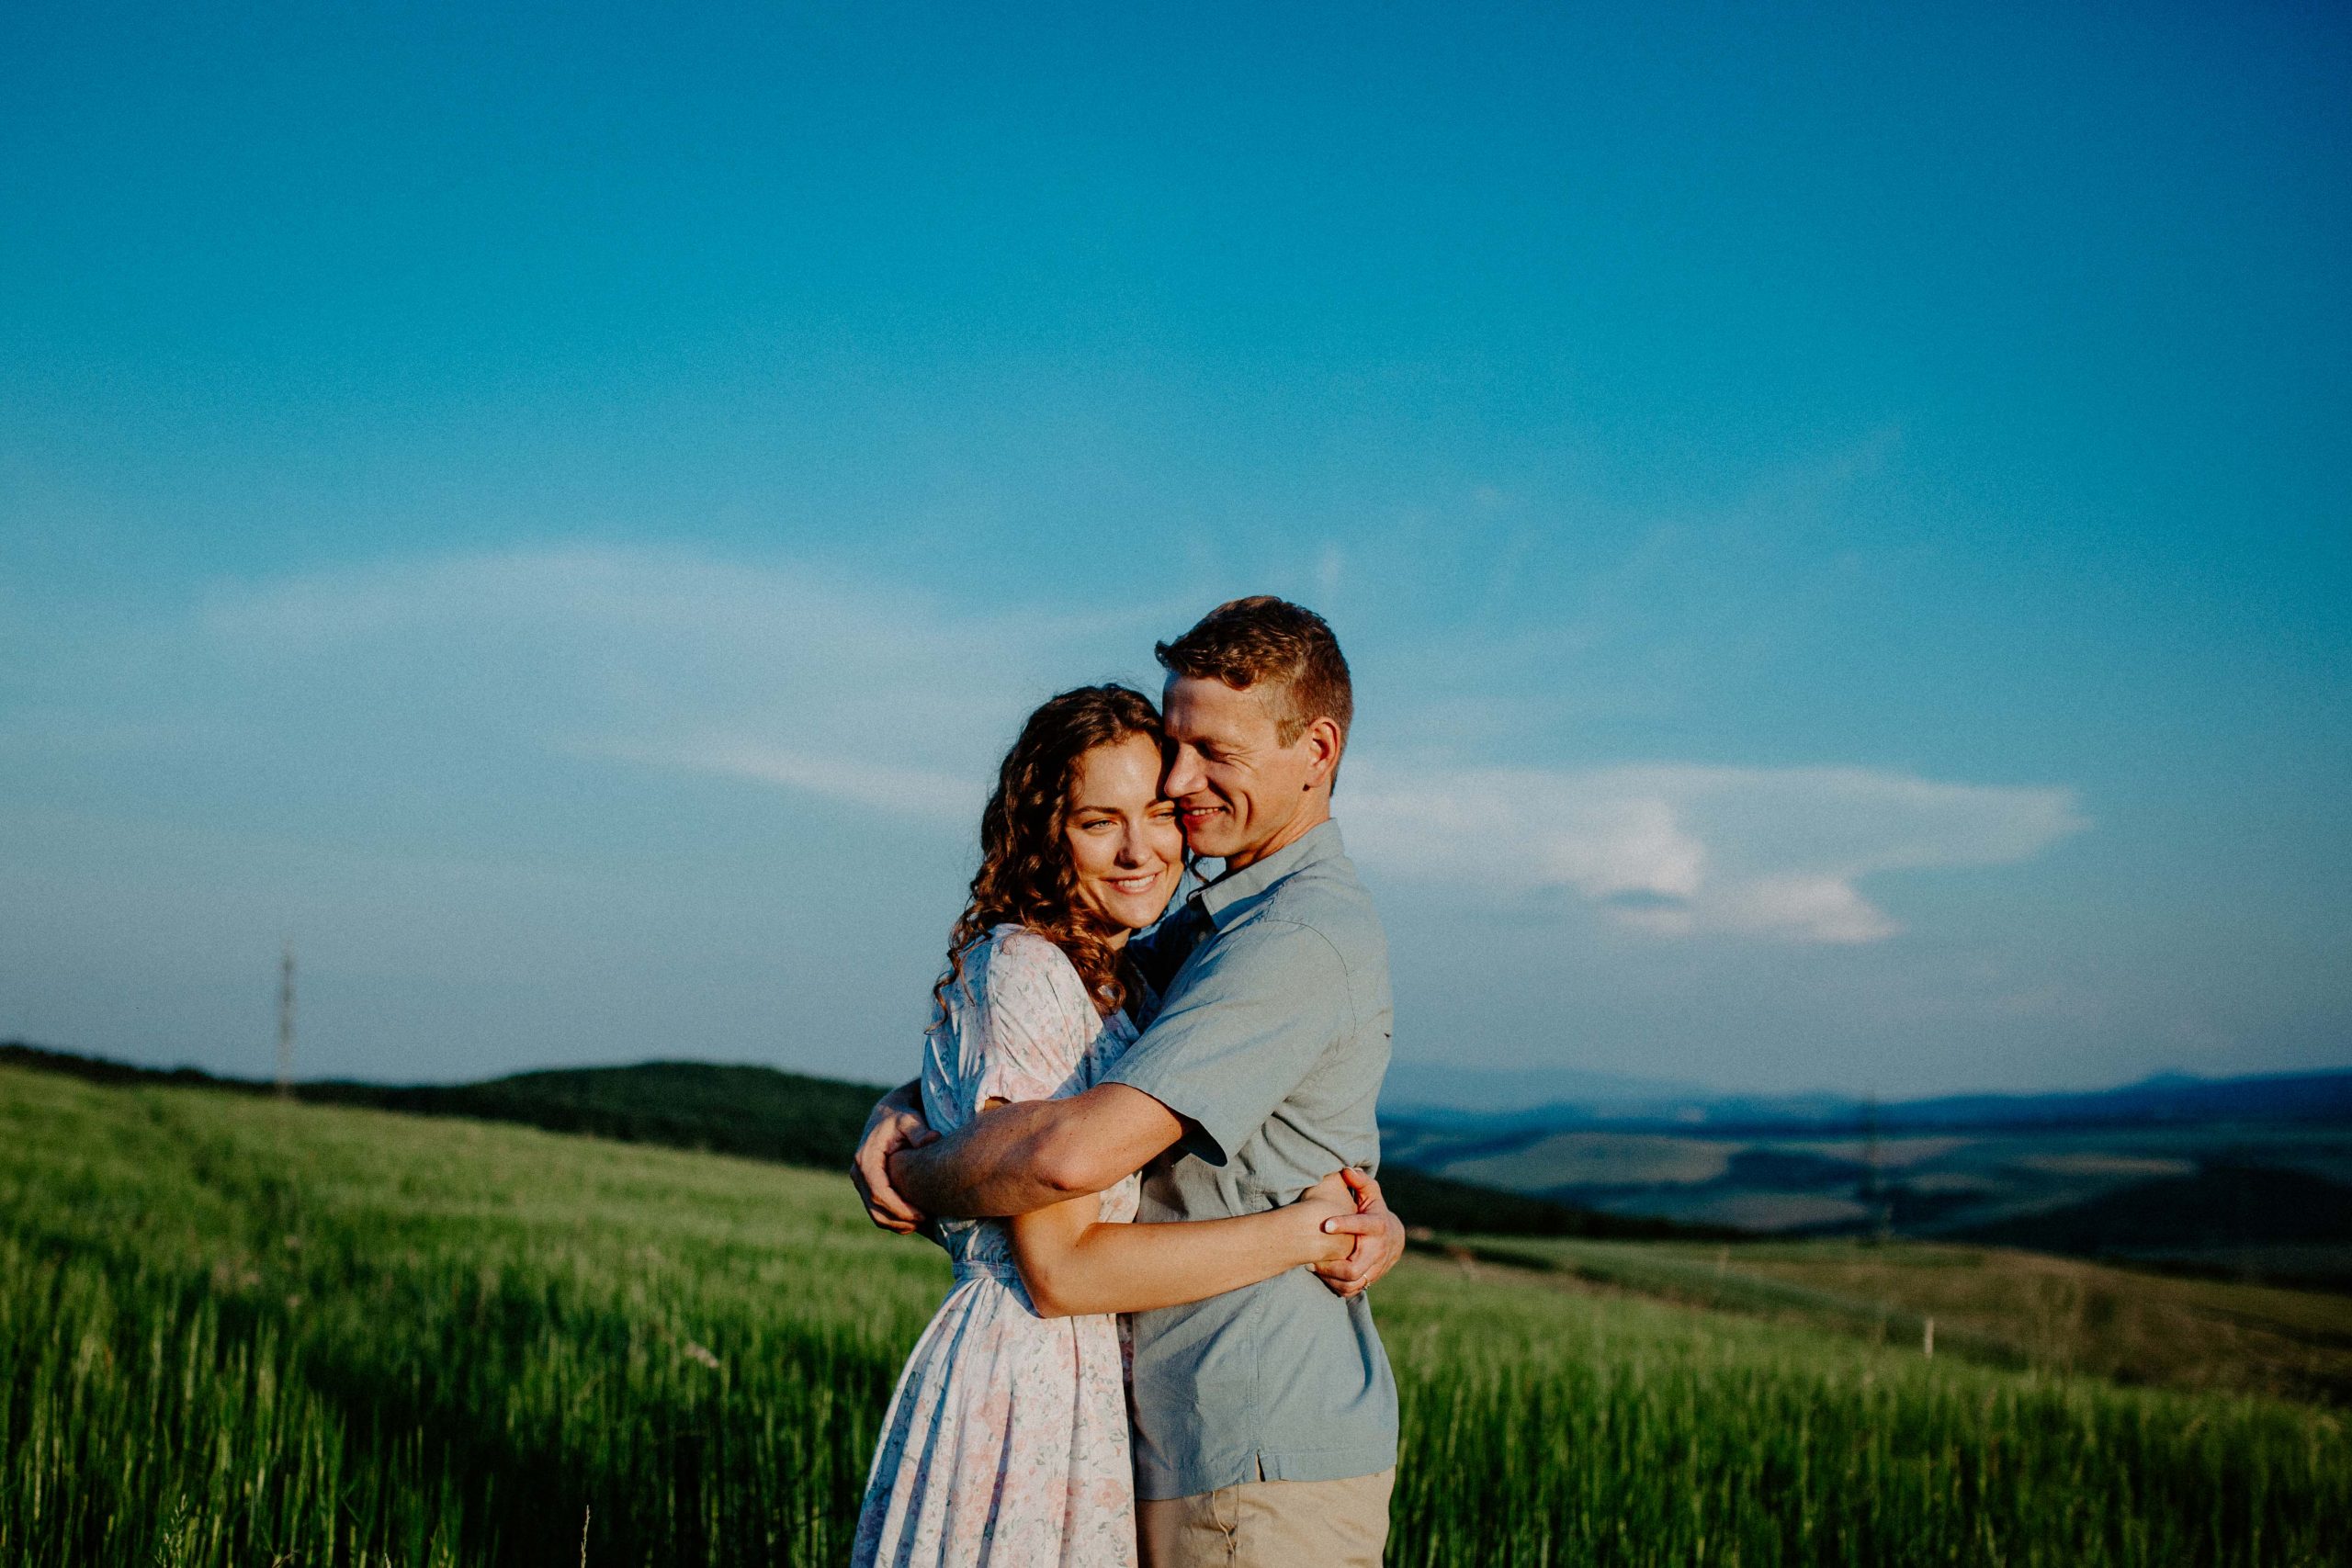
[{"left": 1383, "top": 1062, "right": 2352, "bottom": 1135}]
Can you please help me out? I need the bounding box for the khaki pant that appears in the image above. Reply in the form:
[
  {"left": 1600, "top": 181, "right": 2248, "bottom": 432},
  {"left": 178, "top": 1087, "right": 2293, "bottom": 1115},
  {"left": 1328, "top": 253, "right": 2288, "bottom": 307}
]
[{"left": 1137, "top": 1467, "right": 1394, "bottom": 1568}]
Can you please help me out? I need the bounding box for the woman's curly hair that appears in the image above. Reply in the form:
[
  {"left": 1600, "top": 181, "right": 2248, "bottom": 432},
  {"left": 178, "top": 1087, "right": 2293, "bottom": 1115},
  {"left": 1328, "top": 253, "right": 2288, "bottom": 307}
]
[{"left": 933, "top": 683, "right": 1170, "bottom": 1023}]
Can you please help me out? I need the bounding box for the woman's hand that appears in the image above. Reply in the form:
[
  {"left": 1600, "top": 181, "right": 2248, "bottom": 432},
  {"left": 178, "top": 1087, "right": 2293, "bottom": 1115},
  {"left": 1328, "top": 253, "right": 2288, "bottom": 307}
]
[
  {"left": 1291, "top": 1169, "right": 1362, "bottom": 1265},
  {"left": 853, "top": 1082, "right": 938, "bottom": 1234},
  {"left": 1311, "top": 1169, "right": 1408, "bottom": 1299}
]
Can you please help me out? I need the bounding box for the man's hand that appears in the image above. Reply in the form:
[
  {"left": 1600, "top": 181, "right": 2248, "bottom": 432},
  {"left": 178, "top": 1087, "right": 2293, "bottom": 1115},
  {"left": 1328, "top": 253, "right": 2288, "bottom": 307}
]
[
  {"left": 852, "top": 1081, "right": 937, "bottom": 1234},
  {"left": 1310, "top": 1168, "right": 1406, "bottom": 1298}
]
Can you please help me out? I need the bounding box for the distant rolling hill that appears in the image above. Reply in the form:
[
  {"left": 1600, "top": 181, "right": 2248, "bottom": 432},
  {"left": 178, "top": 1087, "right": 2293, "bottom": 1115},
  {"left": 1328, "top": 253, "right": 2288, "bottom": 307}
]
[
  {"left": 21, "top": 1041, "right": 2346, "bottom": 1275},
  {"left": 1871, "top": 1069, "right": 2352, "bottom": 1134},
  {"left": 0, "top": 1042, "right": 1718, "bottom": 1243},
  {"left": 1944, "top": 1163, "right": 2352, "bottom": 1288},
  {"left": 1382, "top": 1063, "right": 2352, "bottom": 1284}
]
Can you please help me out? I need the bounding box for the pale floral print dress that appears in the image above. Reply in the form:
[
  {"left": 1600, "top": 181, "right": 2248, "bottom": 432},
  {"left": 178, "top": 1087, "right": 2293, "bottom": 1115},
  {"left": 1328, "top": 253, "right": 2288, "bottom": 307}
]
[{"left": 852, "top": 925, "right": 1145, "bottom": 1568}]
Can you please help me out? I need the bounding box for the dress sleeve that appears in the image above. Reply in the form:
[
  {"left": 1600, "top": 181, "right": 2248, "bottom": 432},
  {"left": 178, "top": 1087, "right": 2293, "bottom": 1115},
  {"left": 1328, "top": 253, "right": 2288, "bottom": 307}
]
[{"left": 974, "top": 930, "right": 1102, "bottom": 1105}]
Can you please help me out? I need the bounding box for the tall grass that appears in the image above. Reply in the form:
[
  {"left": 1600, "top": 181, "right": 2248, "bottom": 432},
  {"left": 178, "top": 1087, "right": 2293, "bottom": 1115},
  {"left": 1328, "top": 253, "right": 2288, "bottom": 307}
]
[
  {"left": 3, "top": 1066, "right": 2344, "bottom": 1565},
  {"left": 1377, "top": 1273, "right": 2343, "bottom": 1565},
  {"left": 0, "top": 1068, "right": 930, "bottom": 1565}
]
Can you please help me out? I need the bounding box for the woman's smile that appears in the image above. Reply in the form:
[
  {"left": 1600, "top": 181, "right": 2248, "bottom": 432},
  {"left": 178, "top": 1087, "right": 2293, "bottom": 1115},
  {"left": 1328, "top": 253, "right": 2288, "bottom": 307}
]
[{"left": 1065, "top": 732, "right": 1186, "bottom": 940}]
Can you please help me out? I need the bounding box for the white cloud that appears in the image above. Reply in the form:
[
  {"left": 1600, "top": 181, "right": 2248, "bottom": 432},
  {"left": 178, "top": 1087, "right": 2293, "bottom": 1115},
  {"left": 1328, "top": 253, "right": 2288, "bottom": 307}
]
[{"left": 1345, "top": 763, "right": 2086, "bottom": 943}]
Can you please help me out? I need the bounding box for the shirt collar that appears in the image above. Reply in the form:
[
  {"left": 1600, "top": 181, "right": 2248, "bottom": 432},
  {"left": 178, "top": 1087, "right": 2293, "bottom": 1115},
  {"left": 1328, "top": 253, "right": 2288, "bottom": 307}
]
[{"left": 1190, "top": 818, "right": 1345, "bottom": 931}]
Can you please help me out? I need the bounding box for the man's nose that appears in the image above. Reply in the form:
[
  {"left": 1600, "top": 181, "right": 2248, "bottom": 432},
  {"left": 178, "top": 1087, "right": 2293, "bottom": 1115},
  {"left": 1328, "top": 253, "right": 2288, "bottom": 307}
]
[{"left": 1164, "top": 746, "right": 1204, "bottom": 798}]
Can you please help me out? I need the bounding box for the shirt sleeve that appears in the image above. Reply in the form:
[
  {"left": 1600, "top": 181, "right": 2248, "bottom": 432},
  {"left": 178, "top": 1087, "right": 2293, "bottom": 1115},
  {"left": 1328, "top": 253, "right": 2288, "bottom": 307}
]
[
  {"left": 973, "top": 930, "right": 1102, "bottom": 1106},
  {"left": 1100, "top": 916, "right": 1352, "bottom": 1167}
]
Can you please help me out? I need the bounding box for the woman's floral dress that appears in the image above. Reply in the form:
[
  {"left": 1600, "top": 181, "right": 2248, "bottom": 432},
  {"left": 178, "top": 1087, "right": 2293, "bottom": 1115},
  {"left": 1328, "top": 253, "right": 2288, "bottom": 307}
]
[{"left": 851, "top": 925, "right": 1144, "bottom": 1568}]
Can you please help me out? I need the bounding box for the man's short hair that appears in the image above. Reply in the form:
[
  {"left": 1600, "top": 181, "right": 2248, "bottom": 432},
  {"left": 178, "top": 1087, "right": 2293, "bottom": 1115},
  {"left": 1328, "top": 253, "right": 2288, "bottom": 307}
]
[{"left": 1154, "top": 596, "right": 1353, "bottom": 750}]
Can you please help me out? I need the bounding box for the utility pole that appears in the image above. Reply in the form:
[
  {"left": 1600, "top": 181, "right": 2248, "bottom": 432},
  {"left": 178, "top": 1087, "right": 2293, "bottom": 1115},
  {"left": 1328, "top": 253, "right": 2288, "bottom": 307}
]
[
  {"left": 276, "top": 942, "right": 296, "bottom": 1099},
  {"left": 1861, "top": 1090, "right": 1891, "bottom": 1244}
]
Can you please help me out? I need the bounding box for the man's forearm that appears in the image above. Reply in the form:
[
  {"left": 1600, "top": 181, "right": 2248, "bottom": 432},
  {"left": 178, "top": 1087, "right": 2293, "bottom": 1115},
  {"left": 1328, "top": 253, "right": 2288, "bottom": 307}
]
[{"left": 890, "top": 1097, "right": 1094, "bottom": 1218}]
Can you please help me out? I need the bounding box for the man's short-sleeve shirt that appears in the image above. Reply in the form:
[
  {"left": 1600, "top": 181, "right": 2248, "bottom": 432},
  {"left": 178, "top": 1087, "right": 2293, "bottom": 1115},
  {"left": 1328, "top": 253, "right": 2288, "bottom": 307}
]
[{"left": 1101, "top": 818, "right": 1398, "bottom": 1500}]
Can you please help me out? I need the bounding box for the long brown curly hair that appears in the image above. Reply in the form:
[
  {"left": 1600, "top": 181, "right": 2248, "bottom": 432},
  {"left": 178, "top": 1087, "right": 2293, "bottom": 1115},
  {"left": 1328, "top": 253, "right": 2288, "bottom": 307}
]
[{"left": 933, "top": 683, "right": 1169, "bottom": 1023}]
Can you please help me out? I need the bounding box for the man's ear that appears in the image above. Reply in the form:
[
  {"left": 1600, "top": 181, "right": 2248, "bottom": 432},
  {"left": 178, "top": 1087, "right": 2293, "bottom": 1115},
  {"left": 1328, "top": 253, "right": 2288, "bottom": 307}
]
[{"left": 1302, "top": 715, "right": 1345, "bottom": 789}]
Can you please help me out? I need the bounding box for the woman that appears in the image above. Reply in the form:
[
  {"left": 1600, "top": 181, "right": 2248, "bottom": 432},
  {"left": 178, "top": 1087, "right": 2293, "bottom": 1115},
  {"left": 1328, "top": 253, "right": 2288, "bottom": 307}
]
[{"left": 851, "top": 684, "right": 1362, "bottom": 1568}]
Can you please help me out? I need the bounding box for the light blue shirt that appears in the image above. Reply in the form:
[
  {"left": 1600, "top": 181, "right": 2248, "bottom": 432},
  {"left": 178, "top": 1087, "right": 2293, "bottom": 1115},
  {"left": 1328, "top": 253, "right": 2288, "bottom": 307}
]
[{"left": 1102, "top": 819, "right": 1399, "bottom": 1500}]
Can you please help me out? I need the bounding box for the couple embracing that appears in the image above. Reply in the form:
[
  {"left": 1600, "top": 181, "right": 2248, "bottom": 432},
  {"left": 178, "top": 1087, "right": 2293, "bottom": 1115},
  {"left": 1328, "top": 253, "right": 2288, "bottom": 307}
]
[{"left": 848, "top": 596, "right": 1409, "bottom": 1567}]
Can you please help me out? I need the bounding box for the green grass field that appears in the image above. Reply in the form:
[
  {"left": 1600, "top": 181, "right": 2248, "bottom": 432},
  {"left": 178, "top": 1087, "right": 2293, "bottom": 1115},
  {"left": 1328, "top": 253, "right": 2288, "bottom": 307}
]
[
  {"left": 1434, "top": 1235, "right": 2352, "bottom": 1405},
  {"left": 4, "top": 1065, "right": 2346, "bottom": 1566}
]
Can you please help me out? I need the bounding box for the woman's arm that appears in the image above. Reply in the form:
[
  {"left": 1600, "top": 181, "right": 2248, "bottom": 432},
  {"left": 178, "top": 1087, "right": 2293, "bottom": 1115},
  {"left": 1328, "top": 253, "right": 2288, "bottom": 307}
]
[{"left": 1008, "top": 1168, "right": 1360, "bottom": 1319}]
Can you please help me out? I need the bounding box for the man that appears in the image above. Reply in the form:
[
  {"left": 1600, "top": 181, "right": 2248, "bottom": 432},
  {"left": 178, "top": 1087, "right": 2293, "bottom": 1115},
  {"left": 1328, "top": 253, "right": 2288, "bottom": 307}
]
[{"left": 853, "top": 595, "right": 1409, "bottom": 1566}]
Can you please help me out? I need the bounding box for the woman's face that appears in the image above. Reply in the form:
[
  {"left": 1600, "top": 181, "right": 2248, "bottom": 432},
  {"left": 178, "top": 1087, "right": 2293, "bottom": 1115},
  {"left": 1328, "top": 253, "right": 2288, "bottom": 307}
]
[{"left": 1064, "top": 732, "right": 1185, "bottom": 937}]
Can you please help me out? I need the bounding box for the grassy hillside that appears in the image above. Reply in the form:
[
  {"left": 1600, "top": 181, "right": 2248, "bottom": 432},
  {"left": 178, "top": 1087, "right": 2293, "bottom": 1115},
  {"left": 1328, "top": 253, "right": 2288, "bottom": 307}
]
[
  {"left": 0, "top": 1042, "right": 893, "bottom": 1170},
  {"left": 1441, "top": 1235, "right": 2352, "bottom": 1406},
  {"left": 1949, "top": 1163, "right": 2352, "bottom": 1255},
  {"left": 4, "top": 1065, "right": 2346, "bottom": 1565},
  {"left": 2, "top": 1041, "right": 1718, "bottom": 1243}
]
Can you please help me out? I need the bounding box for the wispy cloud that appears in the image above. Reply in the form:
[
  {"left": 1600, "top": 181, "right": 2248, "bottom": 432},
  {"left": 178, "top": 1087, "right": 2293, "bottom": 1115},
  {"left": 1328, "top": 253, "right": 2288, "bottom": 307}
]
[
  {"left": 187, "top": 544, "right": 1096, "bottom": 801},
  {"left": 616, "top": 740, "right": 977, "bottom": 820},
  {"left": 23, "top": 545, "right": 2087, "bottom": 947},
  {"left": 1346, "top": 763, "right": 2087, "bottom": 943}
]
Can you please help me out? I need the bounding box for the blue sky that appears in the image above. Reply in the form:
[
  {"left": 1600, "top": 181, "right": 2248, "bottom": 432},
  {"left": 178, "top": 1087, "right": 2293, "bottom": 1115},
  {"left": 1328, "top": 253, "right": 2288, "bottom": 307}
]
[{"left": 4, "top": 1, "right": 2346, "bottom": 1098}]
